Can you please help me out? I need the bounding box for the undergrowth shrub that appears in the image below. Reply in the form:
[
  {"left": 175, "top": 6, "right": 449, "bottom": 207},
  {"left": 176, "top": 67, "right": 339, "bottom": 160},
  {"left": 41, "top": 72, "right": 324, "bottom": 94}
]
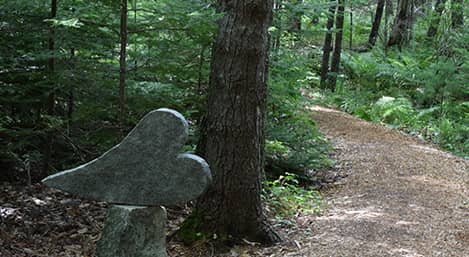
[
  {"left": 322, "top": 39, "right": 468, "bottom": 157},
  {"left": 370, "top": 96, "right": 415, "bottom": 126},
  {"left": 262, "top": 173, "right": 323, "bottom": 225},
  {"left": 267, "top": 48, "right": 332, "bottom": 180}
]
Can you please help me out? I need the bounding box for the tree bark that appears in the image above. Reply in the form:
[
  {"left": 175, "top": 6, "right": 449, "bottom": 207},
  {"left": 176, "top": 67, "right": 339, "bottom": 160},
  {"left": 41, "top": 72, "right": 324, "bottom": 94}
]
[
  {"left": 329, "top": 0, "right": 345, "bottom": 89},
  {"left": 349, "top": 2, "right": 353, "bottom": 49},
  {"left": 388, "top": 0, "right": 414, "bottom": 47},
  {"left": 384, "top": 0, "right": 394, "bottom": 44},
  {"left": 368, "top": 0, "right": 386, "bottom": 47},
  {"left": 48, "top": 0, "right": 57, "bottom": 85},
  {"left": 427, "top": 0, "right": 446, "bottom": 37},
  {"left": 68, "top": 48, "right": 75, "bottom": 126},
  {"left": 320, "top": 0, "right": 337, "bottom": 88},
  {"left": 451, "top": 0, "right": 463, "bottom": 28},
  {"left": 194, "top": 0, "right": 280, "bottom": 244},
  {"left": 42, "top": 0, "right": 57, "bottom": 176},
  {"left": 119, "top": 0, "right": 127, "bottom": 127},
  {"left": 47, "top": 0, "right": 57, "bottom": 115}
]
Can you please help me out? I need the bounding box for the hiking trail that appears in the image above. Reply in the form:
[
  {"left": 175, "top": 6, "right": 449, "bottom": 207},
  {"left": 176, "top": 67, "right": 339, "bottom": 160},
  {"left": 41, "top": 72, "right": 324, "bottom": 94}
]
[{"left": 271, "top": 106, "right": 469, "bottom": 257}]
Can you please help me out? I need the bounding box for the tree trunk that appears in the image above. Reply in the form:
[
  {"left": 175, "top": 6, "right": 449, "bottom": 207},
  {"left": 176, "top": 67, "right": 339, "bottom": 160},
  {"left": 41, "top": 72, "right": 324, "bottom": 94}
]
[
  {"left": 119, "top": 0, "right": 127, "bottom": 127},
  {"left": 68, "top": 48, "right": 75, "bottom": 128},
  {"left": 384, "top": 0, "right": 394, "bottom": 44},
  {"left": 349, "top": 2, "right": 353, "bottom": 49},
  {"left": 320, "top": 0, "right": 337, "bottom": 88},
  {"left": 42, "top": 0, "right": 57, "bottom": 176},
  {"left": 451, "top": 0, "right": 463, "bottom": 28},
  {"left": 68, "top": 8, "right": 76, "bottom": 125},
  {"left": 329, "top": 0, "right": 345, "bottom": 89},
  {"left": 47, "top": 0, "right": 57, "bottom": 114},
  {"left": 194, "top": 0, "right": 280, "bottom": 244},
  {"left": 388, "top": 0, "right": 414, "bottom": 47},
  {"left": 427, "top": 0, "right": 446, "bottom": 37},
  {"left": 368, "top": 0, "right": 386, "bottom": 47}
]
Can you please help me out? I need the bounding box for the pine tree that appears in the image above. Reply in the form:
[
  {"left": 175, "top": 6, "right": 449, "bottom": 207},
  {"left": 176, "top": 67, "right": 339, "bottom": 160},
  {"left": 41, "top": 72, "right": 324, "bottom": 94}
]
[{"left": 194, "top": 0, "right": 281, "bottom": 244}]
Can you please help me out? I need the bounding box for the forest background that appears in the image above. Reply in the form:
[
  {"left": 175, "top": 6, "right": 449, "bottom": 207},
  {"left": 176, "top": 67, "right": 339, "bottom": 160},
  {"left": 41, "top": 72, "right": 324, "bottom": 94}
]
[{"left": 0, "top": 0, "right": 467, "bottom": 186}]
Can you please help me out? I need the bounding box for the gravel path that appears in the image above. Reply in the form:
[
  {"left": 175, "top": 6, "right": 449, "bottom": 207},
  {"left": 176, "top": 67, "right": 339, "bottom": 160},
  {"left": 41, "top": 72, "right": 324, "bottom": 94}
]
[{"left": 287, "top": 106, "right": 469, "bottom": 257}]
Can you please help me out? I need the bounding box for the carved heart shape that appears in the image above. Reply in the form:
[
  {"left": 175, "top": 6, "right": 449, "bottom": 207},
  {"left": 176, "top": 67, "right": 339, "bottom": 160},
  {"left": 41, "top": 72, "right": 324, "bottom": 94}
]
[{"left": 42, "top": 108, "right": 211, "bottom": 206}]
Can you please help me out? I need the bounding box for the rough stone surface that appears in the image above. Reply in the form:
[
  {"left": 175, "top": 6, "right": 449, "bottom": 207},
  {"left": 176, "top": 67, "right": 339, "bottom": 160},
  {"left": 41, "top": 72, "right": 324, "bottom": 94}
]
[
  {"left": 96, "top": 205, "right": 168, "bottom": 257},
  {"left": 42, "top": 108, "right": 211, "bottom": 206}
]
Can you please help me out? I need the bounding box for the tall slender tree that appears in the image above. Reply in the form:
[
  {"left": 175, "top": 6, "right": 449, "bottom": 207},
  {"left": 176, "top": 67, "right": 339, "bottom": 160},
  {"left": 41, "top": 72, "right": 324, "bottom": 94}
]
[
  {"left": 349, "top": 1, "right": 353, "bottom": 49},
  {"left": 42, "top": 0, "right": 58, "bottom": 176},
  {"left": 320, "top": 0, "right": 337, "bottom": 88},
  {"left": 368, "top": 0, "right": 386, "bottom": 47},
  {"left": 384, "top": 0, "right": 394, "bottom": 44},
  {"left": 329, "top": 0, "right": 345, "bottom": 89},
  {"left": 119, "top": 0, "right": 127, "bottom": 127},
  {"left": 68, "top": 48, "right": 75, "bottom": 126},
  {"left": 388, "top": 0, "right": 414, "bottom": 47},
  {"left": 427, "top": 0, "right": 446, "bottom": 37},
  {"left": 193, "top": 0, "right": 280, "bottom": 244},
  {"left": 47, "top": 0, "right": 57, "bottom": 117}
]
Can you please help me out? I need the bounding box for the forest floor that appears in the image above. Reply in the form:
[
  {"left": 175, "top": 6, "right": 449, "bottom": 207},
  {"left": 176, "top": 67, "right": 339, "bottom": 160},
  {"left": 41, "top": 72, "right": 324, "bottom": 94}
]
[{"left": 1, "top": 106, "right": 468, "bottom": 257}]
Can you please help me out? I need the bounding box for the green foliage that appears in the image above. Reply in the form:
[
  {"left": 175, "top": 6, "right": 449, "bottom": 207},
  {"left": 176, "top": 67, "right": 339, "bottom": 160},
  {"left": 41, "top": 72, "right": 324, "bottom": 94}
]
[
  {"left": 3, "top": 0, "right": 465, "bottom": 185},
  {"left": 370, "top": 96, "right": 415, "bottom": 126},
  {"left": 1, "top": 0, "right": 334, "bottom": 184},
  {"left": 322, "top": 30, "right": 469, "bottom": 156},
  {"left": 0, "top": 0, "right": 217, "bottom": 182},
  {"left": 263, "top": 173, "right": 323, "bottom": 223},
  {"left": 177, "top": 211, "right": 211, "bottom": 244},
  {"left": 266, "top": 48, "right": 332, "bottom": 180}
]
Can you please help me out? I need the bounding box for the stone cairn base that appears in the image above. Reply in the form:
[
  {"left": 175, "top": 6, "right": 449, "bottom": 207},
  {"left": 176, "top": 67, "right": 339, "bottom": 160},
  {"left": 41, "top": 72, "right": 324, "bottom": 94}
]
[{"left": 96, "top": 205, "right": 168, "bottom": 257}]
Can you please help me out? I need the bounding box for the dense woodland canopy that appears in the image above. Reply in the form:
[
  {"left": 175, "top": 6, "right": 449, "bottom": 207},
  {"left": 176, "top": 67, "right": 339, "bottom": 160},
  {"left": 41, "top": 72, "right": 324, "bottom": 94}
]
[{"left": 0, "top": 0, "right": 468, "bottom": 247}]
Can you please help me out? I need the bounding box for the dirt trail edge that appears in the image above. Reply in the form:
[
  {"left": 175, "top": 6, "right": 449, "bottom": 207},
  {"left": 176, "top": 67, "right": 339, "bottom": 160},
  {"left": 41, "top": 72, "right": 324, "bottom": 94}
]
[{"left": 291, "top": 106, "right": 469, "bottom": 257}]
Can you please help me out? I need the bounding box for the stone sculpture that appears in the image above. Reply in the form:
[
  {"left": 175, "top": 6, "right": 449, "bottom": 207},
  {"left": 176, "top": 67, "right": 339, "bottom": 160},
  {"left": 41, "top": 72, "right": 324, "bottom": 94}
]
[{"left": 42, "top": 108, "right": 211, "bottom": 257}]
